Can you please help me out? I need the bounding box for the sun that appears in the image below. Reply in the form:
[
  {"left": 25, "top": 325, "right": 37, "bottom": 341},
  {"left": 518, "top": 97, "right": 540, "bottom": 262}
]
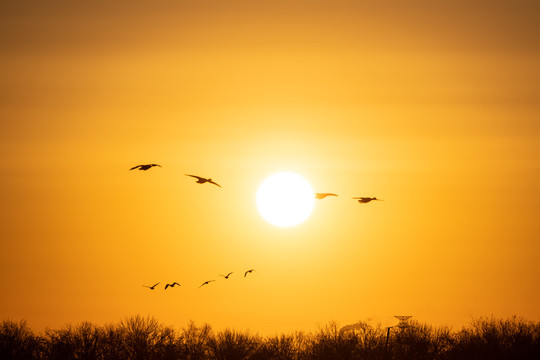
[{"left": 256, "top": 172, "right": 315, "bottom": 227}]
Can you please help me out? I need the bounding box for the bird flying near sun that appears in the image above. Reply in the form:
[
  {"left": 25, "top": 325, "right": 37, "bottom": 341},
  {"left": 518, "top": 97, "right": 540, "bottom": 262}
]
[
  {"left": 219, "top": 272, "right": 233, "bottom": 279},
  {"left": 185, "top": 174, "right": 222, "bottom": 188},
  {"left": 130, "top": 164, "right": 161, "bottom": 171},
  {"left": 244, "top": 269, "right": 255, "bottom": 277},
  {"left": 256, "top": 172, "right": 315, "bottom": 227},
  {"left": 199, "top": 280, "right": 215, "bottom": 288},
  {"left": 142, "top": 282, "right": 160, "bottom": 290},
  {"left": 314, "top": 193, "right": 338, "bottom": 199},
  {"left": 164, "top": 282, "right": 180, "bottom": 289},
  {"left": 353, "top": 197, "right": 382, "bottom": 204}
]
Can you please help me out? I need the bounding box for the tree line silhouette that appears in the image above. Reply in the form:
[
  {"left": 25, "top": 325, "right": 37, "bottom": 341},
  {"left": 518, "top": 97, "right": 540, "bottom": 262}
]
[{"left": 1, "top": 315, "right": 538, "bottom": 359}]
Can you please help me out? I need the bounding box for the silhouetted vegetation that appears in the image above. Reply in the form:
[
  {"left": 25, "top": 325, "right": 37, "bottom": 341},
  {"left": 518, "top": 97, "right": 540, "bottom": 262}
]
[{"left": 1, "top": 316, "right": 539, "bottom": 359}]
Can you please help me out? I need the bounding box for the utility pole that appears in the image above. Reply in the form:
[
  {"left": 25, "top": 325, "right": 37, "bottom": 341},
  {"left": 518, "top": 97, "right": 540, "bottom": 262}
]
[
  {"left": 385, "top": 326, "right": 393, "bottom": 356},
  {"left": 385, "top": 316, "right": 412, "bottom": 359}
]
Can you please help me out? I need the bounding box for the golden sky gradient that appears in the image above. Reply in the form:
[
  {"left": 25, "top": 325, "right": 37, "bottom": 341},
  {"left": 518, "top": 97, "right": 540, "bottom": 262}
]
[{"left": 1, "top": 0, "right": 539, "bottom": 333}]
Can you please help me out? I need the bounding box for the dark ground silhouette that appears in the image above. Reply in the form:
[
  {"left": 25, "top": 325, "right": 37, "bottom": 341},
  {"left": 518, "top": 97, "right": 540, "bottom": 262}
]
[{"left": 1, "top": 316, "right": 539, "bottom": 359}]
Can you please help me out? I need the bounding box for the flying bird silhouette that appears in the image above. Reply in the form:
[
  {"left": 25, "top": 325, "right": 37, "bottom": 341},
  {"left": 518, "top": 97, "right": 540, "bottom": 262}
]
[
  {"left": 164, "top": 282, "right": 180, "bottom": 289},
  {"left": 142, "top": 282, "right": 160, "bottom": 290},
  {"left": 199, "top": 280, "right": 215, "bottom": 288},
  {"left": 244, "top": 269, "right": 255, "bottom": 277},
  {"left": 315, "top": 193, "right": 338, "bottom": 199},
  {"left": 130, "top": 164, "right": 161, "bottom": 171},
  {"left": 219, "top": 272, "right": 233, "bottom": 279},
  {"left": 352, "top": 197, "right": 382, "bottom": 204},
  {"left": 185, "top": 174, "right": 222, "bottom": 188}
]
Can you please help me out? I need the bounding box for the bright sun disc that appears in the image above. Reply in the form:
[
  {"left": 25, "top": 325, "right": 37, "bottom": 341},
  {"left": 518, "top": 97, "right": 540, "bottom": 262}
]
[{"left": 256, "top": 172, "right": 315, "bottom": 227}]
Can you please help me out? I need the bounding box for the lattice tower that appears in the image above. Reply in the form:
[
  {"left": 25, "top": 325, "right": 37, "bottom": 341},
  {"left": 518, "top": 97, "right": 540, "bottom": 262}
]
[{"left": 394, "top": 315, "right": 412, "bottom": 329}]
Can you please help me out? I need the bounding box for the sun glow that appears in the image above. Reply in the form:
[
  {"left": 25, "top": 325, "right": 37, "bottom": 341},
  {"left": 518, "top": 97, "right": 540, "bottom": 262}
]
[{"left": 256, "top": 172, "right": 315, "bottom": 227}]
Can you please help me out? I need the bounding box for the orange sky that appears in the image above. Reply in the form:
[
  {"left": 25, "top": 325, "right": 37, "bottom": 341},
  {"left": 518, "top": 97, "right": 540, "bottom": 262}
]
[{"left": 1, "top": 0, "right": 539, "bottom": 333}]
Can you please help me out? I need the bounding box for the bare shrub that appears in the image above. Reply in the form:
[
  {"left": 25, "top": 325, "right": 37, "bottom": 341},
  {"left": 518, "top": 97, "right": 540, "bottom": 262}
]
[
  {"left": 0, "top": 320, "right": 39, "bottom": 360},
  {"left": 253, "top": 333, "right": 302, "bottom": 360},
  {"left": 177, "top": 320, "right": 213, "bottom": 360},
  {"left": 307, "top": 321, "right": 362, "bottom": 360},
  {"left": 119, "top": 315, "right": 176, "bottom": 360},
  {"left": 97, "top": 323, "right": 129, "bottom": 360},
  {"left": 72, "top": 322, "right": 102, "bottom": 360},
  {"left": 450, "top": 316, "right": 540, "bottom": 360},
  {"left": 348, "top": 321, "right": 387, "bottom": 360},
  {"left": 43, "top": 324, "right": 78, "bottom": 360},
  {"left": 390, "top": 321, "right": 452, "bottom": 360},
  {"left": 209, "top": 328, "right": 260, "bottom": 360}
]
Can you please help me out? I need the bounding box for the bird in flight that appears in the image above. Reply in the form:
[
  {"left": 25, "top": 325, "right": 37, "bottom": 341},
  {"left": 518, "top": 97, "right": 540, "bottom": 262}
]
[
  {"left": 185, "top": 174, "right": 222, "bottom": 188},
  {"left": 353, "top": 197, "right": 382, "bottom": 204},
  {"left": 199, "top": 280, "right": 215, "bottom": 288},
  {"left": 219, "top": 272, "right": 233, "bottom": 279},
  {"left": 244, "top": 269, "right": 255, "bottom": 277},
  {"left": 130, "top": 164, "right": 161, "bottom": 171},
  {"left": 164, "top": 282, "right": 180, "bottom": 289},
  {"left": 142, "top": 282, "right": 160, "bottom": 290},
  {"left": 315, "top": 193, "right": 338, "bottom": 199}
]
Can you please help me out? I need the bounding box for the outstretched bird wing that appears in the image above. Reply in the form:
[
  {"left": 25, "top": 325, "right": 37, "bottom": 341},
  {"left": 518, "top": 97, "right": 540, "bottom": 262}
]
[
  {"left": 199, "top": 280, "right": 214, "bottom": 288},
  {"left": 315, "top": 193, "right": 338, "bottom": 199},
  {"left": 130, "top": 164, "right": 160, "bottom": 170},
  {"left": 208, "top": 180, "right": 222, "bottom": 188},
  {"left": 143, "top": 282, "right": 160, "bottom": 288},
  {"left": 185, "top": 174, "right": 204, "bottom": 181}
]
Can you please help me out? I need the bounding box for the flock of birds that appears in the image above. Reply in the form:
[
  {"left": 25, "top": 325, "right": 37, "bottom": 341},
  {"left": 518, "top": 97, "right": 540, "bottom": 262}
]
[
  {"left": 314, "top": 192, "right": 382, "bottom": 203},
  {"left": 130, "top": 163, "right": 382, "bottom": 203},
  {"left": 142, "top": 269, "right": 256, "bottom": 291},
  {"left": 131, "top": 162, "right": 381, "bottom": 291}
]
